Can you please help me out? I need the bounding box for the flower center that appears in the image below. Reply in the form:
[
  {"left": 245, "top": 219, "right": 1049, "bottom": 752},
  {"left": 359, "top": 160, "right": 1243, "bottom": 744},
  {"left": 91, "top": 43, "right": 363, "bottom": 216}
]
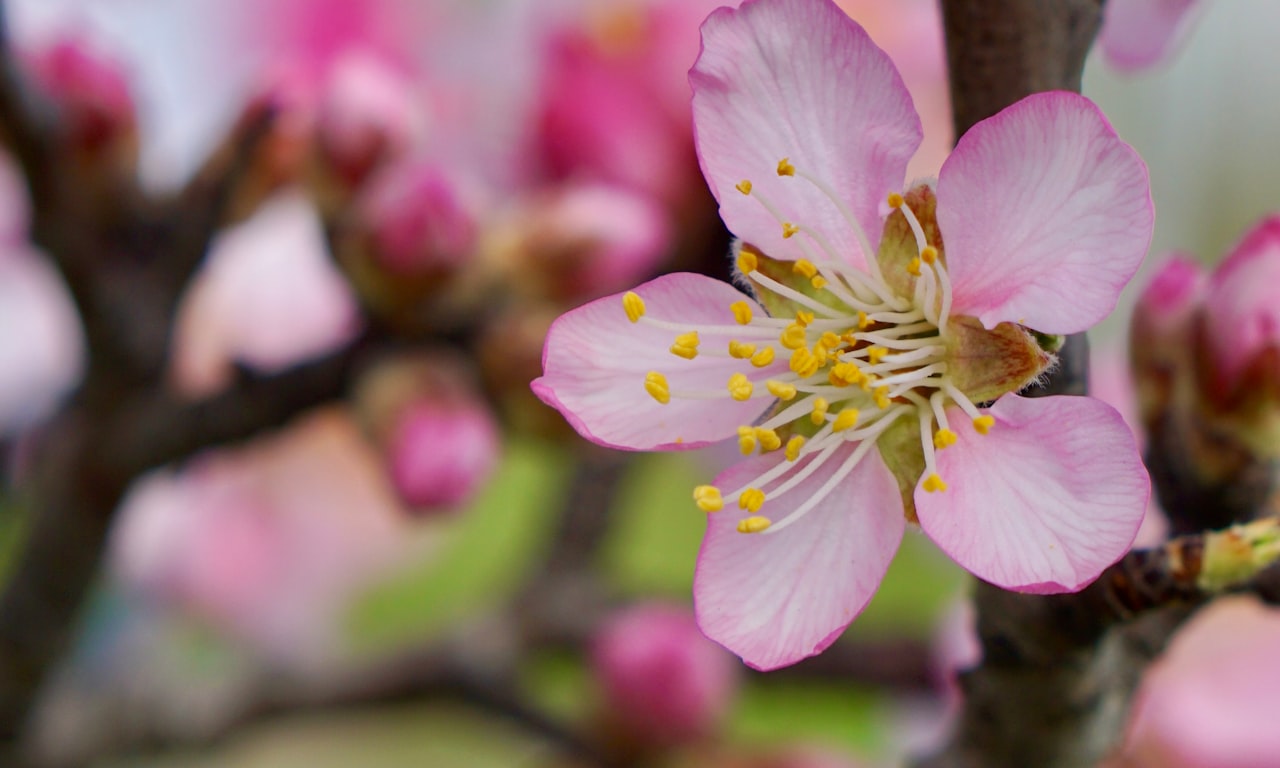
[{"left": 626, "top": 160, "right": 998, "bottom": 534}]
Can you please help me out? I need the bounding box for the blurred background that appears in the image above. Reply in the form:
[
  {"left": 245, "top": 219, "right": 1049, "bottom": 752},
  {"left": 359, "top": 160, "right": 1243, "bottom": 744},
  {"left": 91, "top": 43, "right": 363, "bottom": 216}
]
[{"left": 1, "top": 0, "right": 1278, "bottom": 766}]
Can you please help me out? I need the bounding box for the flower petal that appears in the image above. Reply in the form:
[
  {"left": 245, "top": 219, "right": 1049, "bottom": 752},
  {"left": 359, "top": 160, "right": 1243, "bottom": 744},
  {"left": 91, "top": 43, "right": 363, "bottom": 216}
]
[
  {"left": 690, "top": 0, "right": 921, "bottom": 270},
  {"left": 937, "top": 92, "right": 1153, "bottom": 334},
  {"left": 917, "top": 394, "right": 1148, "bottom": 593},
  {"left": 532, "top": 273, "right": 786, "bottom": 450},
  {"left": 1203, "top": 215, "right": 1280, "bottom": 390},
  {"left": 1099, "top": 0, "right": 1202, "bottom": 73},
  {"left": 694, "top": 444, "right": 904, "bottom": 670}
]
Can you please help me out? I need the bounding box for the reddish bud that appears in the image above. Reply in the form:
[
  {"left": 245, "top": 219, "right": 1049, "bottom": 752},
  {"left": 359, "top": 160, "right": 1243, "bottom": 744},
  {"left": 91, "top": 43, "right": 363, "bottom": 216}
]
[
  {"left": 360, "top": 161, "right": 478, "bottom": 276},
  {"left": 387, "top": 398, "right": 499, "bottom": 511},
  {"left": 592, "top": 603, "right": 737, "bottom": 749},
  {"left": 25, "top": 39, "right": 137, "bottom": 168}
]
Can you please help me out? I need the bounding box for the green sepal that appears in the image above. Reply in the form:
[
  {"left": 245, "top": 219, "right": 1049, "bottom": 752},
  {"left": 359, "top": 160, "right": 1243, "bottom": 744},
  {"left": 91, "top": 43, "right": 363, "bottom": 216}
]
[
  {"left": 875, "top": 416, "right": 925, "bottom": 525},
  {"left": 733, "top": 241, "right": 847, "bottom": 319}
]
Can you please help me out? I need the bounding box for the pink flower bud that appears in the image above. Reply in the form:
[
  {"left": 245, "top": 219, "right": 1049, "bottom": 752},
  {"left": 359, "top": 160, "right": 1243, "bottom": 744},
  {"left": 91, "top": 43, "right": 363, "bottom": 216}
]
[
  {"left": 387, "top": 398, "right": 499, "bottom": 512},
  {"left": 316, "top": 52, "right": 422, "bottom": 189},
  {"left": 360, "top": 162, "right": 478, "bottom": 276},
  {"left": 25, "top": 39, "right": 136, "bottom": 160},
  {"left": 508, "top": 183, "right": 670, "bottom": 300},
  {"left": 1134, "top": 255, "right": 1207, "bottom": 335},
  {"left": 591, "top": 603, "right": 737, "bottom": 748},
  {"left": 1203, "top": 215, "right": 1280, "bottom": 399}
]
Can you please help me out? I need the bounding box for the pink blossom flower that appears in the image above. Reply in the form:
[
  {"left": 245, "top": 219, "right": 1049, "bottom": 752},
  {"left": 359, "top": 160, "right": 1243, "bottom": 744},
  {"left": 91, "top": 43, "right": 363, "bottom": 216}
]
[
  {"left": 533, "top": 0, "right": 1153, "bottom": 669},
  {"left": 1099, "top": 0, "right": 1204, "bottom": 73},
  {"left": 591, "top": 603, "right": 737, "bottom": 748},
  {"left": 170, "top": 192, "right": 361, "bottom": 396}
]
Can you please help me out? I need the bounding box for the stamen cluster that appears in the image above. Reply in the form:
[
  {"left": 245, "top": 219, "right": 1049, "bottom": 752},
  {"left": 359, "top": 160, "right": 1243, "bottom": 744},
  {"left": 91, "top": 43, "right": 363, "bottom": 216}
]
[{"left": 625, "top": 159, "right": 1000, "bottom": 535}]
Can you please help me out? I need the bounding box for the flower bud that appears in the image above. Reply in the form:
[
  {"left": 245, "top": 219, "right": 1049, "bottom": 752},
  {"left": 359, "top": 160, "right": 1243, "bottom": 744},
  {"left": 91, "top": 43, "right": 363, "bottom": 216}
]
[
  {"left": 1129, "top": 255, "right": 1206, "bottom": 426},
  {"left": 353, "top": 352, "right": 499, "bottom": 514},
  {"left": 1202, "top": 215, "right": 1280, "bottom": 405},
  {"left": 387, "top": 399, "right": 499, "bottom": 512},
  {"left": 493, "top": 182, "right": 670, "bottom": 301},
  {"left": 360, "top": 161, "right": 478, "bottom": 277},
  {"left": 24, "top": 38, "right": 137, "bottom": 176},
  {"left": 591, "top": 603, "right": 737, "bottom": 749},
  {"left": 313, "top": 51, "right": 422, "bottom": 193}
]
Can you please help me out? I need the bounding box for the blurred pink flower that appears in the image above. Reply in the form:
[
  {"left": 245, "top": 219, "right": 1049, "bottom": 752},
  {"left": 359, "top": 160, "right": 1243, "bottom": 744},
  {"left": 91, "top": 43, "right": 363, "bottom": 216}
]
[
  {"left": 536, "top": 0, "right": 1152, "bottom": 669},
  {"left": 387, "top": 398, "right": 500, "bottom": 512},
  {"left": 1099, "top": 0, "right": 1203, "bottom": 73},
  {"left": 592, "top": 603, "right": 738, "bottom": 748},
  {"left": 170, "top": 191, "right": 361, "bottom": 396},
  {"left": 536, "top": 0, "right": 729, "bottom": 208},
  {"left": 110, "top": 409, "right": 418, "bottom": 663},
  {"left": 0, "top": 249, "right": 85, "bottom": 433},
  {"left": 1116, "top": 596, "right": 1280, "bottom": 768}
]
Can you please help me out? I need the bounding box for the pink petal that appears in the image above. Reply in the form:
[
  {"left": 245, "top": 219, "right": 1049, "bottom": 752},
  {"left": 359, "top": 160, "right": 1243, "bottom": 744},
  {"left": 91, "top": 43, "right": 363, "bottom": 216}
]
[
  {"left": 917, "top": 394, "right": 1148, "bottom": 593},
  {"left": 1099, "top": 0, "right": 1202, "bottom": 73},
  {"left": 694, "top": 444, "right": 904, "bottom": 670},
  {"left": 690, "top": 0, "right": 921, "bottom": 270},
  {"left": 1203, "top": 215, "right": 1280, "bottom": 389},
  {"left": 532, "top": 273, "right": 786, "bottom": 451},
  {"left": 937, "top": 92, "right": 1153, "bottom": 335}
]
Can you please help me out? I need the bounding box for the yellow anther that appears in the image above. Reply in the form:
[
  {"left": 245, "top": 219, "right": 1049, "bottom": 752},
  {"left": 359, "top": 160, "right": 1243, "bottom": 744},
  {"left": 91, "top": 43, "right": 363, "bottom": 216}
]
[
  {"left": 810, "top": 397, "right": 829, "bottom": 426},
  {"left": 766, "top": 380, "right": 798, "bottom": 400},
  {"left": 735, "top": 179, "right": 753, "bottom": 195},
  {"left": 790, "top": 347, "right": 820, "bottom": 378},
  {"left": 693, "top": 485, "right": 723, "bottom": 512},
  {"left": 739, "top": 488, "right": 766, "bottom": 512},
  {"left": 737, "top": 249, "right": 758, "bottom": 275},
  {"left": 832, "top": 408, "right": 860, "bottom": 432},
  {"left": 973, "top": 415, "right": 996, "bottom": 435},
  {"left": 785, "top": 435, "right": 806, "bottom": 462},
  {"left": 780, "top": 324, "right": 808, "bottom": 350},
  {"left": 730, "top": 301, "right": 753, "bottom": 325},
  {"left": 737, "top": 425, "right": 758, "bottom": 455},
  {"left": 828, "top": 362, "right": 864, "bottom": 387},
  {"left": 887, "top": 192, "right": 905, "bottom": 209},
  {"left": 644, "top": 371, "right": 670, "bottom": 404},
  {"left": 921, "top": 245, "right": 939, "bottom": 264},
  {"left": 670, "top": 331, "right": 700, "bottom": 359},
  {"left": 727, "top": 372, "right": 753, "bottom": 401},
  {"left": 923, "top": 473, "right": 948, "bottom": 493},
  {"left": 934, "top": 429, "right": 958, "bottom": 449},
  {"left": 737, "top": 515, "right": 772, "bottom": 533},
  {"left": 811, "top": 275, "right": 828, "bottom": 290},
  {"left": 728, "top": 340, "right": 756, "bottom": 359},
  {"left": 874, "top": 386, "right": 891, "bottom": 409},
  {"left": 817, "top": 331, "right": 840, "bottom": 349},
  {"left": 755, "top": 427, "right": 782, "bottom": 452},
  {"left": 907, "top": 257, "right": 922, "bottom": 276},
  {"left": 776, "top": 157, "right": 796, "bottom": 177},
  {"left": 792, "top": 259, "right": 818, "bottom": 278},
  {"left": 750, "top": 346, "right": 776, "bottom": 367},
  {"left": 810, "top": 343, "right": 829, "bottom": 367},
  {"left": 782, "top": 222, "right": 800, "bottom": 239},
  {"left": 859, "top": 372, "right": 875, "bottom": 391},
  {"left": 857, "top": 311, "right": 871, "bottom": 330},
  {"left": 795, "top": 310, "right": 815, "bottom": 327},
  {"left": 866, "top": 346, "right": 889, "bottom": 364},
  {"left": 623, "top": 291, "right": 645, "bottom": 323}
]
